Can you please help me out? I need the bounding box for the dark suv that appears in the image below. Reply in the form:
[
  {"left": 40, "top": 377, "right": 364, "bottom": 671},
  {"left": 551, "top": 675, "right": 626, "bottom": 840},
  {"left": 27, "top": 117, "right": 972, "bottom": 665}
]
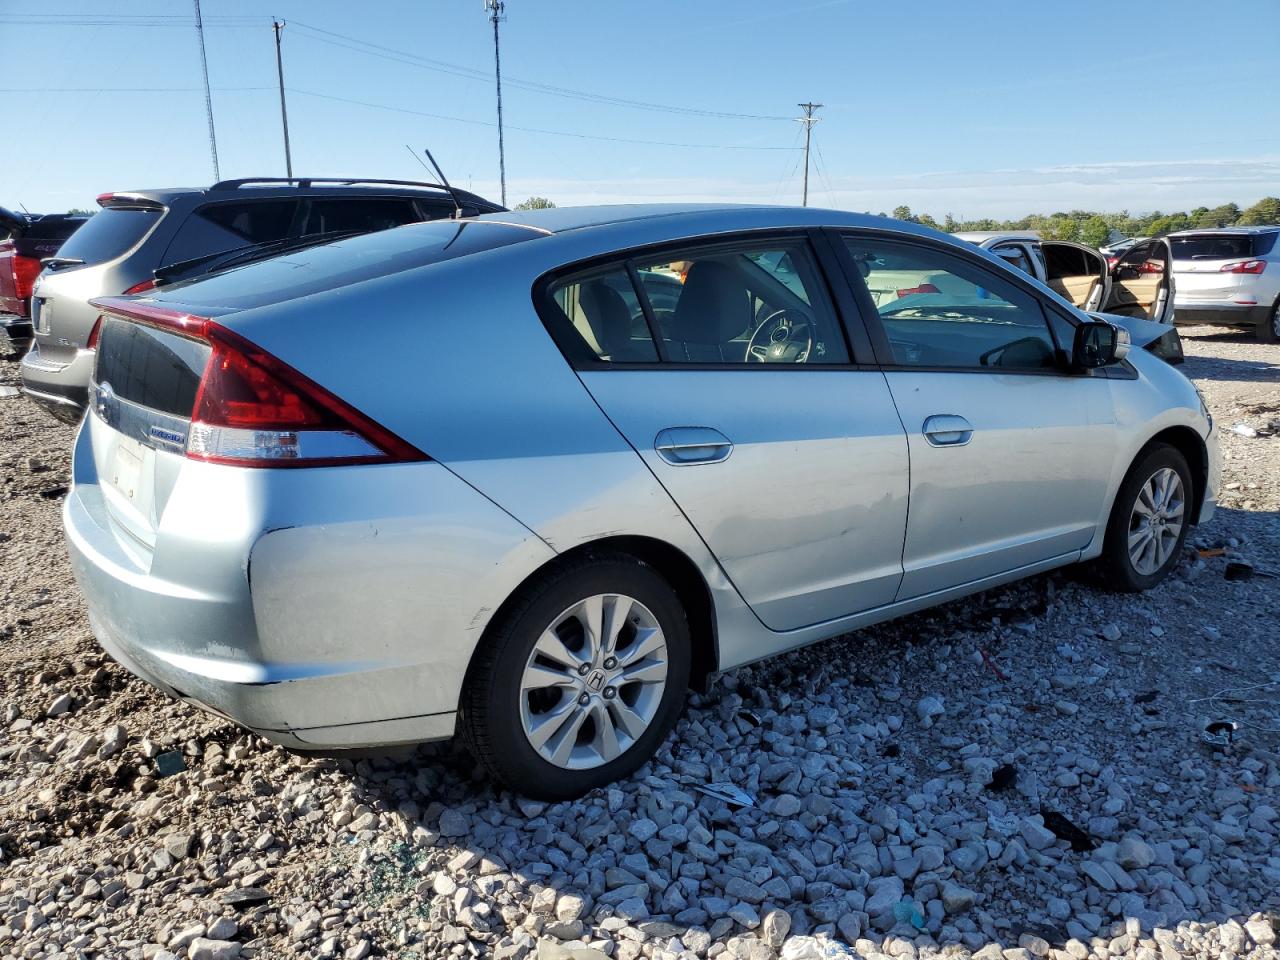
[{"left": 20, "top": 178, "right": 502, "bottom": 421}]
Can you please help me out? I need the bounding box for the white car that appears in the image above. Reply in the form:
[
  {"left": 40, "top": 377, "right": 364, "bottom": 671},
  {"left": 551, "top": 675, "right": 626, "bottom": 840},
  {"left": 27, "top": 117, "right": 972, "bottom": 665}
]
[
  {"left": 1167, "top": 227, "right": 1280, "bottom": 342},
  {"left": 955, "top": 231, "right": 1174, "bottom": 325}
]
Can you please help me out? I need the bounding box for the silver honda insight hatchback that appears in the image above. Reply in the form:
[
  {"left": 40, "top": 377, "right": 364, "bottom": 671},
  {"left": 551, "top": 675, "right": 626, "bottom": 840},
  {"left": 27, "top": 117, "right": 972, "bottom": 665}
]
[{"left": 65, "top": 205, "right": 1219, "bottom": 799}]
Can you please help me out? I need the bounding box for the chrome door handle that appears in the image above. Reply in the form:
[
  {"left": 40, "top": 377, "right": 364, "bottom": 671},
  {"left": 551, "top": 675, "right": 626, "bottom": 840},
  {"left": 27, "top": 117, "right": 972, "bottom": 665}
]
[
  {"left": 922, "top": 415, "right": 973, "bottom": 447},
  {"left": 654, "top": 426, "right": 733, "bottom": 465}
]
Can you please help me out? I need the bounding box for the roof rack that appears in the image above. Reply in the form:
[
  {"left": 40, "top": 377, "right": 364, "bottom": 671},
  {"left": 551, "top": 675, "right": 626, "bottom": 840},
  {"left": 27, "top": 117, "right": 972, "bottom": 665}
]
[{"left": 209, "top": 177, "right": 453, "bottom": 192}]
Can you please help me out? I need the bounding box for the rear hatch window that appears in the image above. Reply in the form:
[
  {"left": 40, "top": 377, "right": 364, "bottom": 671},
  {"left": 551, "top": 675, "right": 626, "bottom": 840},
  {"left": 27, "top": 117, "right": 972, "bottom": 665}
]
[
  {"left": 1171, "top": 234, "right": 1277, "bottom": 262},
  {"left": 95, "top": 316, "right": 208, "bottom": 420},
  {"left": 56, "top": 206, "right": 164, "bottom": 265},
  {"left": 156, "top": 218, "right": 541, "bottom": 312}
]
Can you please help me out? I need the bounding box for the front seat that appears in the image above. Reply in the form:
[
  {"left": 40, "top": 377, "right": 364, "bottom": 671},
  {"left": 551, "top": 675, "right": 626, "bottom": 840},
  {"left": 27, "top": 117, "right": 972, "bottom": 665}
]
[
  {"left": 579, "top": 280, "right": 650, "bottom": 362},
  {"left": 669, "top": 261, "right": 751, "bottom": 361}
]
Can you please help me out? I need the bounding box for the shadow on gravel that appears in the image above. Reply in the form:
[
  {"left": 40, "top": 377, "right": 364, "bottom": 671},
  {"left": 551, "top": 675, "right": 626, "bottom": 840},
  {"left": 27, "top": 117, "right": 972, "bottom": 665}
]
[{"left": 314, "top": 552, "right": 1280, "bottom": 958}]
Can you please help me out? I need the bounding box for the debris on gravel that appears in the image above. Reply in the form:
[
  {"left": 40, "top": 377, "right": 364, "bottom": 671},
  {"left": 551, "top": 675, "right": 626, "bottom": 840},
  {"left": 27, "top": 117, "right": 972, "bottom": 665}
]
[{"left": 1, "top": 329, "right": 1278, "bottom": 960}]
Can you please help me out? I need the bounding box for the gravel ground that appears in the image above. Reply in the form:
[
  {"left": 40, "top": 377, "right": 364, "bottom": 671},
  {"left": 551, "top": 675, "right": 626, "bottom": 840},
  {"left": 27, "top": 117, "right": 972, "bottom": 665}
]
[{"left": 1, "top": 328, "right": 1277, "bottom": 960}]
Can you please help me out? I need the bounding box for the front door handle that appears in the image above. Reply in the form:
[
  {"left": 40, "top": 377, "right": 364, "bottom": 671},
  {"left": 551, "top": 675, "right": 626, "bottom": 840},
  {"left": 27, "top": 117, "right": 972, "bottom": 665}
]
[
  {"left": 654, "top": 426, "right": 733, "bottom": 465},
  {"left": 922, "top": 414, "right": 973, "bottom": 447}
]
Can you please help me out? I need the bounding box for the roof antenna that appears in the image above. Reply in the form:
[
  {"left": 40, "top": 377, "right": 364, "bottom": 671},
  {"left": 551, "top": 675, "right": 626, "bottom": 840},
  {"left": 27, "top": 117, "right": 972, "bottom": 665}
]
[{"left": 405, "top": 144, "right": 465, "bottom": 220}]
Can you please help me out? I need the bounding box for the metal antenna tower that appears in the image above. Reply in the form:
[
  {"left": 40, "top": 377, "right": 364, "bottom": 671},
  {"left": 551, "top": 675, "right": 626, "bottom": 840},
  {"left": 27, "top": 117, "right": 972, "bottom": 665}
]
[
  {"left": 796, "top": 102, "right": 822, "bottom": 207},
  {"left": 484, "top": 0, "right": 507, "bottom": 207},
  {"left": 193, "top": 0, "right": 220, "bottom": 180}
]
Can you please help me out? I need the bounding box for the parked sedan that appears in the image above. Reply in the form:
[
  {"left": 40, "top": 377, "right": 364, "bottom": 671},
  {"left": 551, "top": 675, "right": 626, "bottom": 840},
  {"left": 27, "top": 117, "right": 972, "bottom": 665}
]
[{"left": 66, "top": 206, "right": 1218, "bottom": 799}]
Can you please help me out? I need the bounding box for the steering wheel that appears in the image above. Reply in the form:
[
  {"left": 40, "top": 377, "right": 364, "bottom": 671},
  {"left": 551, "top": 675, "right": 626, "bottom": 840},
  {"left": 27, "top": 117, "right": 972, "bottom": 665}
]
[{"left": 746, "top": 309, "right": 813, "bottom": 363}]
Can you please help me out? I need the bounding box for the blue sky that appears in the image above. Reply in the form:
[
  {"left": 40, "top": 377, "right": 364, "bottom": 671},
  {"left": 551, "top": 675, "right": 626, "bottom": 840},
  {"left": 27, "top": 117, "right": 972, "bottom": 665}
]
[{"left": 5, "top": 0, "right": 1279, "bottom": 217}]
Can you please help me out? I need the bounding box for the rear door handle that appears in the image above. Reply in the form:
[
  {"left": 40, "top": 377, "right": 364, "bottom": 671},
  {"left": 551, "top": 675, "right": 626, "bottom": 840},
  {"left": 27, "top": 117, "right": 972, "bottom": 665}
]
[
  {"left": 654, "top": 426, "right": 733, "bottom": 465},
  {"left": 922, "top": 414, "right": 973, "bottom": 447}
]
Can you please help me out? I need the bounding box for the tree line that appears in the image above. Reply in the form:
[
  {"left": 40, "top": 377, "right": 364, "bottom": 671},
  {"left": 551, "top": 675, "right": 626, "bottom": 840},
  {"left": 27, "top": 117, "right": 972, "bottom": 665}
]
[{"left": 886, "top": 197, "right": 1280, "bottom": 247}]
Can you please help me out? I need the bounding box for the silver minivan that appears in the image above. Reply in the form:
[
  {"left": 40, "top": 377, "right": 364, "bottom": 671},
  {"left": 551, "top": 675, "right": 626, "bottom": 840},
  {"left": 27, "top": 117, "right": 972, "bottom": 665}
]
[{"left": 65, "top": 206, "right": 1218, "bottom": 799}]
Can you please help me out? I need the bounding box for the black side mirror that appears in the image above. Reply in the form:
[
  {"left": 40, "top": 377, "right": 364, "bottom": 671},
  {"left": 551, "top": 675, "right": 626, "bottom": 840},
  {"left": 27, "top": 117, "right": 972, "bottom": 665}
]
[{"left": 1073, "top": 321, "right": 1130, "bottom": 369}]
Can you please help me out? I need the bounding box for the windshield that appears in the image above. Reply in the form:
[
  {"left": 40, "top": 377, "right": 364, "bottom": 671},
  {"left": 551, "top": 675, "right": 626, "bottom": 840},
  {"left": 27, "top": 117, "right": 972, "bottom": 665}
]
[
  {"left": 1170, "top": 234, "right": 1275, "bottom": 261},
  {"left": 55, "top": 206, "right": 163, "bottom": 264}
]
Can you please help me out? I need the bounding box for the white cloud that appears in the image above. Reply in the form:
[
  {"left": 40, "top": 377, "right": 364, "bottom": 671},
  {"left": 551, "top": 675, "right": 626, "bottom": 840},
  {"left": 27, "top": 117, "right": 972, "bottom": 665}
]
[{"left": 494, "top": 155, "right": 1280, "bottom": 218}]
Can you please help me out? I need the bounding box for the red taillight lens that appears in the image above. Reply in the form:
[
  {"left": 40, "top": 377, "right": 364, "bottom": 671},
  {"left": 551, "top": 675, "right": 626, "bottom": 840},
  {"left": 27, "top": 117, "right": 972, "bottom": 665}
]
[
  {"left": 86, "top": 316, "right": 103, "bottom": 349},
  {"left": 896, "top": 283, "right": 940, "bottom": 298},
  {"left": 1220, "top": 260, "right": 1266, "bottom": 274},
  {"left": 96, "top": 192, "right": 115, "bottom": 207},
  {"left": 12, "top": 254, "right": 42, "bottom": 299},
  {"left": 88, "top": 297, "right": 428, "bottom": 468},
  {"left": 122, "top": 278, "right": 157, "bottom": 295},
  {"left": 1138, "top": 260, "right": 1164, "bottom": 275}
]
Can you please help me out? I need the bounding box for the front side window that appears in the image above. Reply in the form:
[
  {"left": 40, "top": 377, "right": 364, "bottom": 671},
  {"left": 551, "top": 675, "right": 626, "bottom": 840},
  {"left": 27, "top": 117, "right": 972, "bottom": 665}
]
[
  {"left": 846, "top": 237, "right": 1058, "bottom": 371},
  {"left": 164, "top": 200, "right": 298, "bottom": 263},
  {"left": 547, "top": 238, "right": 850, "bottom": 365}
]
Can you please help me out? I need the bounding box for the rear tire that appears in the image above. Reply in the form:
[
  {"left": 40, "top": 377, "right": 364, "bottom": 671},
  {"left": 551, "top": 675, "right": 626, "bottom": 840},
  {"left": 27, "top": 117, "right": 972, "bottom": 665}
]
[
  {"left": 1257, "top": 298, "right": 1280, "bottom": 344},
  {"left": 1096, "top": 443, "right": 1193, "bottom": 592},
  {"left": 460, "top": 554, "right": 690, "bottom": 800}
]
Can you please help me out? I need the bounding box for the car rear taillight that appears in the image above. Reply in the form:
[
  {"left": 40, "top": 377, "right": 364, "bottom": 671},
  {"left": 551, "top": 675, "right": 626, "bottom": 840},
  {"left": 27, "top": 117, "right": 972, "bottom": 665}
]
[
  {"left": 122, "top": 278, "right": 157, "bottom": 295},
  {"left": 95, "top": 192, "right": 115, "bottom": 207},
  {"left": 89, "top": 298, "right": 428, "bottom": 468},
  {"left": 86, "top": 316, "right": 103, "bottom": 349},
  {"left": 896, "top": 283, "right": 940, "bottom": 297},
  {"left": 12, "top": 254, "right": 42, "bottom": 299},
  {"left": 1220, "top": 260, "right": 1266, "bottom": 274}
]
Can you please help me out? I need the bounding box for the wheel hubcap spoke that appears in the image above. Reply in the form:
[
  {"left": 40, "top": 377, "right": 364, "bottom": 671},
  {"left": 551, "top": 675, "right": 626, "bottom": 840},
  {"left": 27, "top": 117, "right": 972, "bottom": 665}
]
[
  {"left": 519, "top": 593, "right": 668, "bottom": 771},
  {"left": 1127, "top": 467, "right": 1185, "bottom": 576}
]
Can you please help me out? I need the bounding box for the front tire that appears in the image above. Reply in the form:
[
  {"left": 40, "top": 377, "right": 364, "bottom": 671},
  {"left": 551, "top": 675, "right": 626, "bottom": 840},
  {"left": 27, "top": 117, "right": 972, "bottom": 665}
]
[
  {"left": 461, "top": 554, "right": 691, "bottom": 800},
  {"left": 1097, "top": 443, "right": 1193, "bottom": 592}
]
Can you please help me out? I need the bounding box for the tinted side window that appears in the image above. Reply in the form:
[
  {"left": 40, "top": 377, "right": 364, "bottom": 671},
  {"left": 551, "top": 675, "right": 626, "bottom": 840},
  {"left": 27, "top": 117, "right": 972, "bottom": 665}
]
[
  {"left": 992, "top": 243, "right": 1033, "bottom": 276},
  {"left": 165, "top": 200, "right": 298, "bottom": 263},
  {"left": 549, "top": 267, "right": 660, "bottom": 363},
  {"left": 303, "top": 198, "right": 421, "bottom": 236},
  {"left": 846, "top": 237, "right": 1057, "bottom": 371},
  {"left": 634, "top": 240, "right": 849, "bottom": 364}
]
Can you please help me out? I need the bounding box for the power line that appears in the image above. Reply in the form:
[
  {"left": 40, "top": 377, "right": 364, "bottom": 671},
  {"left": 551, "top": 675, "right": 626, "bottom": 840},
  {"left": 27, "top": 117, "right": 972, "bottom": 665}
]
[
  {"left": 796, "top": 102, "right": 822, "bottom": 207},
  {"left": 287, "top": 20, "right": 791, "bottom": 122},
  {"left": 290, "top": 88, "right": 801, "bottom": 151}
]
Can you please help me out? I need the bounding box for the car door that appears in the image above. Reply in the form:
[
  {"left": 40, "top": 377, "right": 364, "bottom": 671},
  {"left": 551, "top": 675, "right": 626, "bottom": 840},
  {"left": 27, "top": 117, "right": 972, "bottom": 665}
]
[
  {"left": 1104, "top": 238, "right": 1173, "bottom": 323},
  {"left": 1040, "top": 240, "right": 1110, "bottom": 312},
  {"left": 836, "top": 232, "right": 1119, "bottom": 600},
  {"left": 540, "top": 232, "right": 910, "bottom": 631}
]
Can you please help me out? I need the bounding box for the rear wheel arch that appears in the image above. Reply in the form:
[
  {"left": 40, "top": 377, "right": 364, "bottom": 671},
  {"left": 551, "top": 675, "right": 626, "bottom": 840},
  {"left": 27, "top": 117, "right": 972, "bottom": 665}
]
[{"left": 464, "top": 535, "right": 719, "bottom": 696}]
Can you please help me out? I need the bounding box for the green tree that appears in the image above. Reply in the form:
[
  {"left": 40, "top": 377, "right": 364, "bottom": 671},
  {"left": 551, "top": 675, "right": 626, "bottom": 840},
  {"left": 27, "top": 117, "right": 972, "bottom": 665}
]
[
  {"left": 1045, "top": 217, "right": 1080, "bottom": 242},
  {"left": 1081, "top": 216, "right": 1110, "bottom": 248},
  {"left": 891, "top": 205, "right": 916, "bottom": 223},
  {"left": 917, "top": 213, "right": 940, "bottom": 231},
  {"left": 1238, "top": 197, "right": 1280, "bottom": 225},
  {"left": 513, "top": 196, "right": 556, "bottom": 210},
  {"left": 67, "top": 208, "right": 94, "bottom": 216}
]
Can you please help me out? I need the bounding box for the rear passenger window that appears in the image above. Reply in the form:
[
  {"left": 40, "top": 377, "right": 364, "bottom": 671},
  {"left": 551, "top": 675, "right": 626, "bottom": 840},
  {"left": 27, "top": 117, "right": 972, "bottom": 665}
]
[
  {"left": 550, "top": 267, "right": 659, "bottom": 363},
  {"left": 164, "top": 200, "right": 297, "bottom": 263},
  {"left": 303, "top": 198, "right": 420, "bottom": 236},
  {"left": 636, "top": 240, "right": 848, "bottom": 364},
  {"left": 846, "top": 237, "right": 1058, "bottom": 371}
]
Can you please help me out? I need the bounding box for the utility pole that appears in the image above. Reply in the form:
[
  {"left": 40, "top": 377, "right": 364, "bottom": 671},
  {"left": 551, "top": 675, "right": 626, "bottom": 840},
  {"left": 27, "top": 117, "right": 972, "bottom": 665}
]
[
  {"left": 484, "top": 0, "right": 507, "bottom": 207},
  {"left": 796, "top": 102, "right": 822, "bottom": 207},
  {"left": 273, "top": 20, "right": 293, "bottom": 178},
  {"left": 193, "top": 0, "right": 220, "bottom": 180}
]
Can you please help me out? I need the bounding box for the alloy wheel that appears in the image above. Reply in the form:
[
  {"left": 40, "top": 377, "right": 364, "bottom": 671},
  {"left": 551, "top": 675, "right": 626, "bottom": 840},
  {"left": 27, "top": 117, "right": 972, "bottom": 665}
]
[
  {"left": 519, "top": 594, "right": 668, "bottom": 770},
  {"left": 1127, "top": 466, "right": 1185, "bottom": 576}
]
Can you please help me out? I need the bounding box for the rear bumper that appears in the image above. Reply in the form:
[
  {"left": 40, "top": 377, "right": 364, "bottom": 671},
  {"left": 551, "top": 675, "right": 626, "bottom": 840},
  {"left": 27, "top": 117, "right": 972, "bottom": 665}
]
[
  {"left": 1173, "top": 302, "right": 1270, "bottom": 328},
  {"left": 19, "top": 343, "right": 92, "bottom": 420},
  {"left": 63, "top": 417, "right": 554, "bottom": 749}
]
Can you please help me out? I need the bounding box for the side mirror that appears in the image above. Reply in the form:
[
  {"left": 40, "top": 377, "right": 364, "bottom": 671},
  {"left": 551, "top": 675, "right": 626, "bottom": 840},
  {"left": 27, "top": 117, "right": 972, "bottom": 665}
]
[{"left": 1073, "top": 321, "right": 1130, "bottom": 369}]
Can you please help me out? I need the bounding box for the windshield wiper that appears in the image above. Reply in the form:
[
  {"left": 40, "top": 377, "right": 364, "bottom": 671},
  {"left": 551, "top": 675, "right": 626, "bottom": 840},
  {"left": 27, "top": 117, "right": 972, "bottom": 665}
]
[{"left": 154, "top": 230, "right": 364, "bottom": 286}]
